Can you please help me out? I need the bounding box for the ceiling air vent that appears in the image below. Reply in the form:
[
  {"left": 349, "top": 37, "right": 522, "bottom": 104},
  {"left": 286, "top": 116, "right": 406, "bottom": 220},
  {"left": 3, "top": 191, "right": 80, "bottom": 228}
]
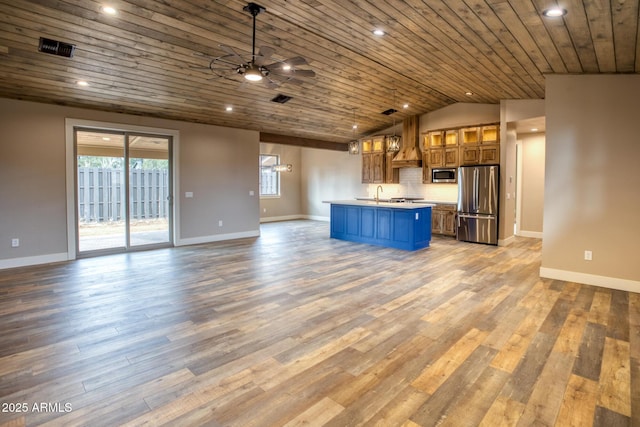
[
  {"left": 271, "top": 94, "right": 293, "bottom": 104},
  {"left": 38, "top": 37, "right": 76, "bottom": 58},
  {"left": 381, "top": 108, "right": 398, "bottom": 115}
]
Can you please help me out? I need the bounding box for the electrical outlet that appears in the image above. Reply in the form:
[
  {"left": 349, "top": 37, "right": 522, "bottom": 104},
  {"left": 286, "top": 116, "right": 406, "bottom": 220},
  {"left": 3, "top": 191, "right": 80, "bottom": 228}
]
[
  {"left": 11, "top": 238, "right": 19, "bottom": 248},
  {"left": 584, "top": 250, "right": 592, "bottom": 261}
]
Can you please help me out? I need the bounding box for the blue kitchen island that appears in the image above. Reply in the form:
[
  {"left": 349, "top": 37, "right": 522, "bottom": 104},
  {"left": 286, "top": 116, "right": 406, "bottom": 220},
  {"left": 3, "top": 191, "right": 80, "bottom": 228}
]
[{"left": 325, "top": 200, "right": 434, "bottom": 251}]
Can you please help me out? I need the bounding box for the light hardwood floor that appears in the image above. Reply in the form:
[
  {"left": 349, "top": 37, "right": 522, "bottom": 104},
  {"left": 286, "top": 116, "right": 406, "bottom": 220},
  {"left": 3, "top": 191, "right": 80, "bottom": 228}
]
[{"left": 0, "top": 220, "right": 637, "bottom": 426}]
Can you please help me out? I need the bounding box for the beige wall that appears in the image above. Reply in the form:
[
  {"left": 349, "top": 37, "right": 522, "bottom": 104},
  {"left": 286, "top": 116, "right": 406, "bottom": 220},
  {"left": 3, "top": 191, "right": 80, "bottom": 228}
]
[
  {"left": 259, "top": 143, "right": 302, "bottom": 221},
  {"left": 501, "top": 99, "right": 546, "bottom": 243},
  {"left": 519, "top": 132, "right": 545, "bottom": 235},
  {"left": 301, "top": 148, "right": 362, "bottom": 219},
  {"left": 0, "top": 98, "right": 259, "bottom": 268},
  {"left": 0, "top": 100, "right": 68, "bottom": 262},
  {"left": 420, "top": 103, "right": 500, "bottom": 131},
  {"left": 542, "top": 74, "right": 640, "bottom": 289}
]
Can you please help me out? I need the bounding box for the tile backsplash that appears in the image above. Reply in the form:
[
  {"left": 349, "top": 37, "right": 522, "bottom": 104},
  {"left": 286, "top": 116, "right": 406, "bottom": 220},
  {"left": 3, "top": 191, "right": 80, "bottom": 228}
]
[{"left": 364, "top": 168, "right": 458, "bottom": 202}]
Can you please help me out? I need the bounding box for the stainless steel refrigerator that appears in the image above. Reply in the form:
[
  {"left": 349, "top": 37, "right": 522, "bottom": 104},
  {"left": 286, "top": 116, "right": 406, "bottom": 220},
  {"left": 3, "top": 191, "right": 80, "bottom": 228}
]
[{"left": 456, "top": 165, "right": 499, "bottom": 245}]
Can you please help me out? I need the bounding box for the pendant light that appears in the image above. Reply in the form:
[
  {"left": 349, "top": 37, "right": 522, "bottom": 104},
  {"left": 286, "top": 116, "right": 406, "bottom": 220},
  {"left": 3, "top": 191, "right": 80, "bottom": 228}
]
[
  {"left": 348, "top": 108, "right": 360, "bottom": 155},
  {"left": 387, "top": 89, "right": 401, "bottom": 152}
]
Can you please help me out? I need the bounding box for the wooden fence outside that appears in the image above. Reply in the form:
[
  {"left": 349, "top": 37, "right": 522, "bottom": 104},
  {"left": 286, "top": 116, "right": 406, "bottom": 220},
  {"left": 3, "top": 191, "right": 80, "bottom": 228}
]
[{"left": 78, "top": 167, "right": 169, "bottom": 223}]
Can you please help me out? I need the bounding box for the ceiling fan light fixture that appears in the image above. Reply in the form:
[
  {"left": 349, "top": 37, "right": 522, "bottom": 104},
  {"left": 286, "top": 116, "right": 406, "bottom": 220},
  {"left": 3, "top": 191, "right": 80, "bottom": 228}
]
[{"left": 244, "top": 65, "right": 263, "bottom": 81}]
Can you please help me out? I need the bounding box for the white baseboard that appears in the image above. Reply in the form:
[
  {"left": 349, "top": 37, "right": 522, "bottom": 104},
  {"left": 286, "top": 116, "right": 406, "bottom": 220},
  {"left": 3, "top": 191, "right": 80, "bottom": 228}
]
[
  {"left": 260, "top": 215, "right": 330, "bottom": 223},
  {"left": 0, "top": 252, "right": 70, "bottom": 270},
  {"left": 304, "top": 215, "right": 330, "bottom": 222},
  {"left": 177, "top": 230, "right": 260, "bottom": 246},
  {"left": 518, "top": 230, "right": 543, "bottom": 238},
  {"left": 260, "top": 215, "right": 305, "bottom": 223},
  {"left": 540, "top": 267, "right": 640, "bottom": 293}
]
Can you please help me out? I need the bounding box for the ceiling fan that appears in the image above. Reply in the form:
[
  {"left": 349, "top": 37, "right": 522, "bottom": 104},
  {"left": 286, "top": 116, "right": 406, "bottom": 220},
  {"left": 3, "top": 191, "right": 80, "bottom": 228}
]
[{"left": 197, "top": 2, "right": 315, "bottom": 88}]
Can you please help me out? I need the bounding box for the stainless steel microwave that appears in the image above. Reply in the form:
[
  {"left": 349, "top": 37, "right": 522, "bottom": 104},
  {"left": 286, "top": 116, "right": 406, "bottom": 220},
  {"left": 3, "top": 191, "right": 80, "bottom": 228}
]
[{"left": 431, "top": 167, "right": 457, "bottom": 183}]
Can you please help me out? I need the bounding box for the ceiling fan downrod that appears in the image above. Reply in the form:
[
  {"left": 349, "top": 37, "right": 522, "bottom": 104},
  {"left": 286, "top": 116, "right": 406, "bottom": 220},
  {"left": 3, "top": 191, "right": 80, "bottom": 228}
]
[{"left": 243, "top": 2, "right": 265, "bottom": 64}]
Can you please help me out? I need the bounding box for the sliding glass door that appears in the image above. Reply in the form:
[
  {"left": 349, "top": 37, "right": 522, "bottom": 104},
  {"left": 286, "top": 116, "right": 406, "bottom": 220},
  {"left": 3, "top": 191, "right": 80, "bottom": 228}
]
[
  {"left": 128, "top": 134, "right": 171, "bottom": 247},
  {"left": 76, "top": 129, "right": 172, "bottom": 255}
]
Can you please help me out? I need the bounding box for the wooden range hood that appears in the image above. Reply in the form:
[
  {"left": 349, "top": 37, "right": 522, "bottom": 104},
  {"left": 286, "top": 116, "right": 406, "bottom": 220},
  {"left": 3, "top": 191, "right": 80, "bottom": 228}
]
[{"left": 392, "top": 115, "right": 423, "bottom": 168}]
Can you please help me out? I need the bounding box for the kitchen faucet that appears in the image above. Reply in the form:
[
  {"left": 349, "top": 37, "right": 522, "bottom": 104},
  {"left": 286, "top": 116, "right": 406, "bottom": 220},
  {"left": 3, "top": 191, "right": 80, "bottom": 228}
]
[{"left": 376, "top": 185, "right": 383, "bottom": 204}]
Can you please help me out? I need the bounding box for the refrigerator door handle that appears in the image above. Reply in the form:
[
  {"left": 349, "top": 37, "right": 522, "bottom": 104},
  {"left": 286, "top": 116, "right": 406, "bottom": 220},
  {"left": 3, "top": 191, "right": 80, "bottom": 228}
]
[
  {"left": 473, "top": 168, "right": 479, "bottom": 211},
  {"left": 458, "top": 213, "right": 496, "bottom": 220}
]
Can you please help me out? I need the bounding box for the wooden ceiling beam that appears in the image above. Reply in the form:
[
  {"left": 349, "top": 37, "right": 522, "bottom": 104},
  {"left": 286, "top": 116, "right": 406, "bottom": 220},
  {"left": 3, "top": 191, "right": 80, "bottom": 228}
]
[{"left": 260, "top": 133, "right": 348, "bottom": 152}]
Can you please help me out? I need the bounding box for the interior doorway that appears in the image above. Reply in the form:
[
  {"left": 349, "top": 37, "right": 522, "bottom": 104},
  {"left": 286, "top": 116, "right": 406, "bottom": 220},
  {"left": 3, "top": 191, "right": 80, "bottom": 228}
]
[{"left": 75, "top": 128, "right": 173, "bottom": 255}]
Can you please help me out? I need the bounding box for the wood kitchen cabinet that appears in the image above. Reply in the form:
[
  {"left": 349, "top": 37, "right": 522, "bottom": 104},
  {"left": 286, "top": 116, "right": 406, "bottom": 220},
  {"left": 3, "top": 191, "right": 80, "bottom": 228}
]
[
  {"left": 459, "top": 145, "right": 480, "bottom": 165},
  {"left": 460, "top": 144, "right": 500, "bottom": 165},
  {"left": 362, "top": 152, "right": 385, "bottom": 183},
  {"left": 431, "top": 204, "right": 456, "bottom": 236},
  {"left": 480, "top": 144, "right": 500, "bottom": 164},
  {"left": 424, "top": 129, "right": 459, "bottom": 181},
  {"left": 428, "top": 147, "right": 458, "bottom": 168},
  {"left": 459, "top": 124, "right": 500, "bottom": 165},
  {"left": 445, "top": 130, "right": 458, "bottom": 146},
  {"left": 480, "top": 125, "right": 499, "bottom": 144},
  {"left": 385, "top": 152, "right": 399, "bottom": 184},
  {"left": 461, "top": 127, "right": 480, "bottom": 145},
  {"left": 372, "top": 152, "right": 384, "bottom": 183},
  {"left": 426, "top": 131, "right": 444, "bottom": 147},
  {"left": 361, "top": 136, "right": 396, "bottom": 183},
  {"left": 361, "top": 138, "right": 372, "bottom": 183},
  {"left": 422, "top": 151, "right": 430, "bottom": 183}
]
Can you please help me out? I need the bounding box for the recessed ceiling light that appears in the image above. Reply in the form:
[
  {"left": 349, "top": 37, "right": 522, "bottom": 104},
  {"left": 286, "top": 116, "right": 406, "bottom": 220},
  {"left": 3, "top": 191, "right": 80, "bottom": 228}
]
[
  {"left": 225, "top": 106, "right": 233, "bottom": 112},
  {"left": 101, "top": 6, "right": 117, "bottom": 15},
  {"left": 465, "top": 91, "right": 473, "bottom": 96},
  {"left": 372, "top": 29, "right": 385, "bottom": 36},
  {"left": 542, "top": 7, "right": 567, "bottom": 17},
  {"left": 531, "top": 128, "right": 539, "bottom": 132},
  {"left": 102, "top": 137, "right": 111, "bottom": 141},
  {"left": 77, "top": 80, "right": 89, "bottom": 87},
  {"left": 352, "top": 124, "right": 358, "bottom": 129},
  {"left": 403, "top": 103, "right": 409, "bottom": 109}
]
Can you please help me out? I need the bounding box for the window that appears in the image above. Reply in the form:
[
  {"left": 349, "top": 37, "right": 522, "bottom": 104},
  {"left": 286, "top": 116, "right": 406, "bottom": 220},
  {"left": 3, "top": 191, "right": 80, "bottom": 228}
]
[{"left": 260, "top": 154, "right": 280, "bottom": 197}]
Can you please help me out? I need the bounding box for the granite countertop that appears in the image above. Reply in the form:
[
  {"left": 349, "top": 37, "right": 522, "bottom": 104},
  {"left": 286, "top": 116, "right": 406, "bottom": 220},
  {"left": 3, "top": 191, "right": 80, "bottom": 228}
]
[
  {"left": 324, "top": 200, "right": 436, "bottom": 209},
  {"left": 413, "top": 200, "right": 457, "bottom": 205}
]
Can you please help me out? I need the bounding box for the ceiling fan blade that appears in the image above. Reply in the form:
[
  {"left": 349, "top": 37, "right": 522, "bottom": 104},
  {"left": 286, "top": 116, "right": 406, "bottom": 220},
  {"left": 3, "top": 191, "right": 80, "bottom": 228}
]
[
  {"left": 262, "top": 78, "right": 280, "bottom": 89},
  {"left": 267, "top": 74, "right": 304, "bottom": 86},
  {"left": 269, "top": 68, "right": 315, "bottom": 80},
  {"left": 255, "top": 46, "right": 275, "bottom": 66},
  {"left": 282, "top": 56, "right": 308, "bottom": 67},
  {"left": 218, "top": 44, "right": 245, "bottom": 65},
  {"left": 283, "top": 78, "right": 304, "bottom": 86},
  {"left": 292, "top": 69, "right": 316, "bottom": 78},
  {"left": 264, "top": 56, "right": 308, "bottom": 70}
]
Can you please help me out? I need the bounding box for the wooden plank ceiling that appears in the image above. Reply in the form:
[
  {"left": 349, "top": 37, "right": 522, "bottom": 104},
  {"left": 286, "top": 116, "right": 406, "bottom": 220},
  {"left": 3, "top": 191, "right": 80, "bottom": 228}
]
[{"left": 0, "top": 0, "right": 637, "bottom": 146}]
